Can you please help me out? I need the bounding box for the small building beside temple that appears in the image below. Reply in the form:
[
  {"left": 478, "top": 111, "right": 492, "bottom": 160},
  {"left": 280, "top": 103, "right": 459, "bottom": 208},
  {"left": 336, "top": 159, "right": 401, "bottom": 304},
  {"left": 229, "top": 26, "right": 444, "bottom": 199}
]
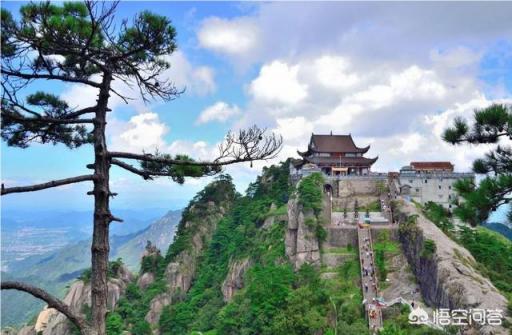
[
  {"left": 292, "top": 133, "right": 378, "bottom": 177},
  {"left": 409, "top": 161, "right": 454, "bottom": 173},
  {"left": 398, "top": 161, "right": 474, "bottom": 210}
]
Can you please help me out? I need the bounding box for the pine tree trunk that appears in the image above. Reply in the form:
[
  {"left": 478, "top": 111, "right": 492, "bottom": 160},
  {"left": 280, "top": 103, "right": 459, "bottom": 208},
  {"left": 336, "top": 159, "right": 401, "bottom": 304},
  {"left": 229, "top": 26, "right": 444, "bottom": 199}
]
[{"left": 91, "top": 73, "right": 112, "bottom": 335}]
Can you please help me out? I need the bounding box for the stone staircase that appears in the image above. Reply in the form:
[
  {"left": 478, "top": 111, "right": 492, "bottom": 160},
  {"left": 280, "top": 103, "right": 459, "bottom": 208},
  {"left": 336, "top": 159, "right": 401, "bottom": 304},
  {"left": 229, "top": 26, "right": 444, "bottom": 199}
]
[{"left": 358, "top": 227, "right": 383, "bottom": 333}]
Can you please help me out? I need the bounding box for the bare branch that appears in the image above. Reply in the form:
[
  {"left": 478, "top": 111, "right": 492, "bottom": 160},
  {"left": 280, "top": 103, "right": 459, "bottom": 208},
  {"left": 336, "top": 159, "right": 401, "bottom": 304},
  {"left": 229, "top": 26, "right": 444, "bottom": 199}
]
[
  {"left": 1, "top": 175, "right": 95, "bottom": 195},
  {"left": 1, "top": 281, "right": 94, "bottom": 335},
  {"left": 109, "top": 86, "right": 131, "bottom": 105},
  {"left": 111, "top": 158, "right": 152, "bottom": 180},
  {"left": 109, "top": 215, "right": 123, "bottom": 223},
  {"left": 65, "top": 106, "right": 99, "bottom": 119},
  {"left": 109, "top": 126, "right": 283, "bottom": 167}
]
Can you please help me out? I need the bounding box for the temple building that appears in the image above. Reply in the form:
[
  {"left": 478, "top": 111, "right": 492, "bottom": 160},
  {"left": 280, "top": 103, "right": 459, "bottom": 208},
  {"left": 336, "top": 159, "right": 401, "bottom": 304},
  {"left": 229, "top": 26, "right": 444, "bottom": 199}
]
[
  {"left": 408, "top": 161, "right": 454, "bottom": 173},
  {"left": 398, "top": 161, "right": 474, "bottom": 210},
  {"left": 293, "top": 133, "right": 378, "bottom": 176}
]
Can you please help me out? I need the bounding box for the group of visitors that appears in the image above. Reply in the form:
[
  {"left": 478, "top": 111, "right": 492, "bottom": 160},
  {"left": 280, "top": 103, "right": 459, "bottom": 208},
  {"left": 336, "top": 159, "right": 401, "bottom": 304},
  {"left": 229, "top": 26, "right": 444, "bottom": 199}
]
[{"left": 360, "top": 233, "right": 381, "bottom": 334}]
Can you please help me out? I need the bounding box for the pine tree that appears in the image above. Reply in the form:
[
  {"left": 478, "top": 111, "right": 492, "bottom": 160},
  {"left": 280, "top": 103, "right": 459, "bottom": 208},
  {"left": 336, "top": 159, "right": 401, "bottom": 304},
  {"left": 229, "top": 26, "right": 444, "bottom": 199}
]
[
  {"left": 443, "top": 104, "right": 512, "bottom": 226},
  {"left": 0, "top": 2, "right": 282, "bottom": 334}
]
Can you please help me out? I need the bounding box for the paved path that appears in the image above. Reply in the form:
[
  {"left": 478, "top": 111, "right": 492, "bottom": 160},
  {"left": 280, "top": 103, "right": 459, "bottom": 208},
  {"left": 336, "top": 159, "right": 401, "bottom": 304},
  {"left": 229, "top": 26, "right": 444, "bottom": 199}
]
[{"left": 358, "top": 226, "right": 383, "bottom": 334}]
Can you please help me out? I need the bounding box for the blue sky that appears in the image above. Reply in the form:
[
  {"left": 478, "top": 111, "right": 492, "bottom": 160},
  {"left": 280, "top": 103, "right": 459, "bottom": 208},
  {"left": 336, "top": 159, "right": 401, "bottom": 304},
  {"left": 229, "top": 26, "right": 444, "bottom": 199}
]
[{"left": 1, "top": 2, "right": 512, "bottom": 213}]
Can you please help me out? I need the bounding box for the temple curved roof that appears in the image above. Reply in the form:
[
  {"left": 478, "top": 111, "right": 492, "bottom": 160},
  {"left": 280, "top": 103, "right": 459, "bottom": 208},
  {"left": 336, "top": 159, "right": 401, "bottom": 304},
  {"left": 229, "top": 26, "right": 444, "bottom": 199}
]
[{"left": 299, "top": 133, "right": 370, "bottom": 156}]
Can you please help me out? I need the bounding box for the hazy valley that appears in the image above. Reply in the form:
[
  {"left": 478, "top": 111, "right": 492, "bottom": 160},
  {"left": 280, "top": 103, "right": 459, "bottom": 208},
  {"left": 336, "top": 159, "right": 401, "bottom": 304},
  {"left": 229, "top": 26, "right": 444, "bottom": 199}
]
[{"left": 0, "top": 209, "right": 181, "bottom": 327}]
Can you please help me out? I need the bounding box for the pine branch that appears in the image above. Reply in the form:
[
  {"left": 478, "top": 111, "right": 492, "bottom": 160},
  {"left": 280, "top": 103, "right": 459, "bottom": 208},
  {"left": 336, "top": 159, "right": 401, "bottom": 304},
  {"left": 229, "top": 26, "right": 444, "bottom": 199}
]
[
  {"left": 1, "top": 68, "right": 102, "bottom": 88},
  {"left": 111, "top": 158, "right": 218, "bottom": 180},
  {"left": 1, "top": 281, "right": 94, "bottom": 335},
  {"left": 1, "top": 175, "right": 95, "bottom": 195},
  {"left": 1, "top": 111, "right": 95, "bottom": 124},
  {"left": 109, "top": 151, "right": 253, "bottom": 166}
]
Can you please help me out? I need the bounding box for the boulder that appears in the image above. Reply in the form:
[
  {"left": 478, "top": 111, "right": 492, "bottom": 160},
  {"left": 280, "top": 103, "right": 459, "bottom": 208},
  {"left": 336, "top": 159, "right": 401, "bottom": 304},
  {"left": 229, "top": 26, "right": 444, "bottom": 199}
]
[
  {"left": 145, "top": 293, "right": 172, "bottom": 325},
  {"left": 137, "top": 272, "right": 155, "bottom": 290},
  {"left": 221, "top": 258, "right": 252, "bottom": 301},
  {"left": 26, "top": 265, "right": 133, "bottom": 335}
]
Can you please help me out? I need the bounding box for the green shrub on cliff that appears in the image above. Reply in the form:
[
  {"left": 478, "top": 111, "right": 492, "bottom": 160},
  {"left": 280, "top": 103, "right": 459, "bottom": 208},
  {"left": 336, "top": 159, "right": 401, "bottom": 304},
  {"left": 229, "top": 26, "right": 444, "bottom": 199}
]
[
  {"left": 105, "top": 312, "right": 124, "bottom": 335},
  {"left": 159, "top": 162, "right": 295, "bottom": 334},
  {"left": 375, "top": 248, "right": 387, "bottom": 282},
  {"left": 458, "top": 226, "right": 512, "bottom": 294},
  {"left": 298, "top": 172, "right": 324, "bottom": 214},
  {"left": 298, "top": 172, "right": 327, "bottom": 242},
  {"left": 166, "top": 174, "right": 238, "bottom": 262},
  {"left": 78, "top": 258, "right": 124, "bottom": 283},
  {"left": 422, "top": 202, "right": 454, "bottom": 236},
  {"left": 140, "top": 252, "right": 166, "bottom": 276},
  {"left": 421, "top": 239, "right": 436, "bottom": 259}
]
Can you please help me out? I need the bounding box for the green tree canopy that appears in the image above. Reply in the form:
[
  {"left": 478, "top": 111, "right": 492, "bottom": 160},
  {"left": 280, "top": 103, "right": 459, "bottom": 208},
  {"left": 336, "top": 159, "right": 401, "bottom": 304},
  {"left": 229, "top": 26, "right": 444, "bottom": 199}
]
[{"left": 443, "top": 104, "right": 512, "bottom": 226}]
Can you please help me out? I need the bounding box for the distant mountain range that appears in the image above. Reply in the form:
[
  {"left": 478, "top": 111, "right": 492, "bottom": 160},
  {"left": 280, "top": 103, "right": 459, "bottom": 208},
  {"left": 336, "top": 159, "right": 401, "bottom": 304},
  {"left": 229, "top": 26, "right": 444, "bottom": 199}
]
[
  {"left": 484, "top": 222, "right": 512, "bottom": 241},
  {"left": 1, "top": 208, "right": 170, "bottom": 270},
  {"left": 0, "top": 209, "right": 181, "bottom": 327}
]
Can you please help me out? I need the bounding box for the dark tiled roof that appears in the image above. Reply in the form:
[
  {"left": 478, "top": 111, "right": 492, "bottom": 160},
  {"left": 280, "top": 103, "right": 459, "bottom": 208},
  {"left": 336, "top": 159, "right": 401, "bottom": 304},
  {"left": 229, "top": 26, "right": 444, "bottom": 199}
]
[
  {"left": 410, "top": 161, "right": 454, "bottom": 171},
  {"left": 311, "top": 134, "right": 370, "bottom": 153},
  {"left": 305, "top": 156, "right": 378, "bottom": 166}
]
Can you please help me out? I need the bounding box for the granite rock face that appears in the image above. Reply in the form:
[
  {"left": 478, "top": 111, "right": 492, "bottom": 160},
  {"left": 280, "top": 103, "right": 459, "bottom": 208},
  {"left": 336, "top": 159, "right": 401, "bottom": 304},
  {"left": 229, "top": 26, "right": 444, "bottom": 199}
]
[
  {"left": 145, "top": 292, "right": 172, "bottom": 325},
  {"left": 221, "top": 258, "right": 252, "bottom": 302},
  {"left": 285, "top": 197, "right": 321, "bottom": 269},
  {"left": 145, "top": 201, "right": 229, "bottom": 326},
  {"left": 13, "top": 327, "right": 34, "bottom": 335},
  {"left": 397, "top": 201, "right": 509, "bottom": 335},
  {"left": 137, "top": 272, "right": 155, "bottom": 290},
  {"left": 26, "top": 265, "right": 133, "bottom": 335}
]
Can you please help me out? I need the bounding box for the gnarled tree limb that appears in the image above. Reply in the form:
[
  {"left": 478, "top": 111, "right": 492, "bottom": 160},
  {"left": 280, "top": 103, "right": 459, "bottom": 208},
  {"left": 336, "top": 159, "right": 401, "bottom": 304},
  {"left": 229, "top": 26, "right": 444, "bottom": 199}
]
[
  {"left": 1, "top": 281, "right": 95, "bottom": 335},
  {"left": 109, "top": 126, "right": 283, "bottom": 167},
  {"left": 1, "top": 68, "right": 102, "bottom": 88},
  {"left": 63, "top": 106, "right": 99, "bottom": 119},
  {"left": 111, "top": 158, "right": 152, "bottom": 180},
  {"left": 109, "top": 151, "right": 252, "bottom": 166},
  {"left": 1, "top": 175, "right": 95, "bottom": 195}
]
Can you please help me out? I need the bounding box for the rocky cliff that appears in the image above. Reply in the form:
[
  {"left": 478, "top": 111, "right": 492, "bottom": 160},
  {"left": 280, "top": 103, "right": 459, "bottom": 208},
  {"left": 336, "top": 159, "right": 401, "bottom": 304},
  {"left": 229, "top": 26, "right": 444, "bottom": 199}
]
[
  {"left": 115, "top": 210, "right": 181, "bottom": 271},
  {"left": 144, "top": 177, "right": 236, "bottom": 327},
  {"left": 396, "top": 201, "right": 509, "bottom": 335},
  {"left": 221, "top": 257, "right": 252, "bottom": 302},
  {"left": 285, "top": 197, "right": 321, "bottom": 269},
  {"left": 164, "top": 202, "right": 223, "bottom": 293},
  {"left": 24, "top": 264, "right": 133, "bottom": 335}
]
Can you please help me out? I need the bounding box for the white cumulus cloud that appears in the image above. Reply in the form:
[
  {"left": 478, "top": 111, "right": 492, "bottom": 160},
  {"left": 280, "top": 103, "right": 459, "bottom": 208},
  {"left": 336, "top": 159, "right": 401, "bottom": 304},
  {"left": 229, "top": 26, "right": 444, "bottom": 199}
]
[
  {"left": 110, "top": 112, "right": 169, "bottom": 152},
  {"left": 160, "top": 51, "right": 216, "bottom": 96},
  {"left": 198, "top": 16, "right": 259, "bottom": 55},
  {"left": 249, "top": 61, "right": 308, "bottom": 106},
  {"left": 196, "top": 101, "right": 240, "bottom": 125},
  {"left": 312, "top": 55, "right": 360, "bottom": 91}
]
